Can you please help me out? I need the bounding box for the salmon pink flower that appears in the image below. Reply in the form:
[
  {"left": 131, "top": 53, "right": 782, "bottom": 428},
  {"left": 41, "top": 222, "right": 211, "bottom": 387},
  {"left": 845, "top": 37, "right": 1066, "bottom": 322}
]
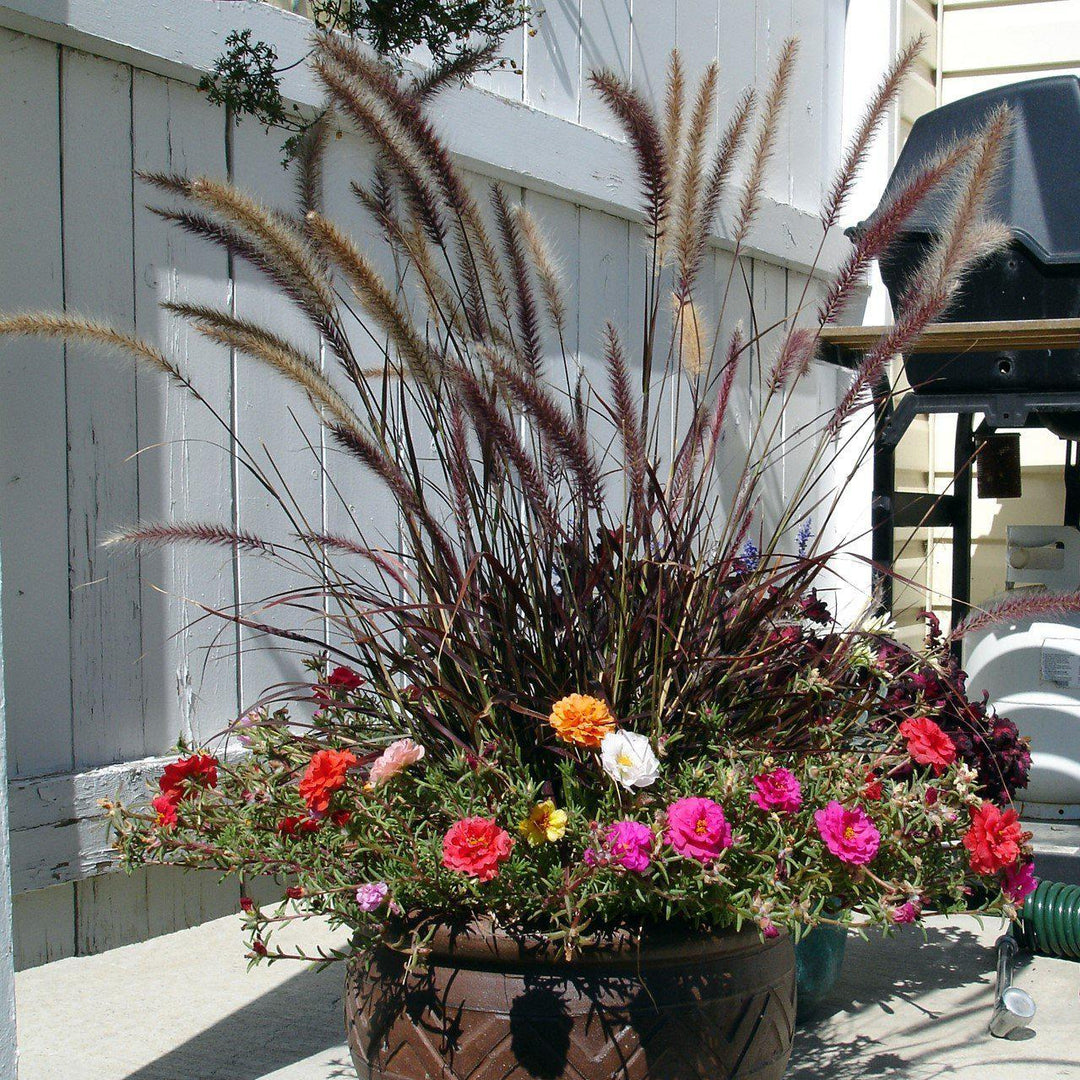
[
  {"left": 665, "top": 797, "right": 732, "bottom": 863},
  {"left": 899, "top": 716, "right": 956, "bottom": 775},
  {"left": 1002, "top": 860, "right": 1038, "bottom": 903},
  {"left": 299, "top": 748, "right": 357, "bottom": 813},
  {"left": 963, "top": 802, "right": 1023, "bottom": 875},
  {"left": 442, "top": 817, "right": 513, "bottom": 881},
  {"left": 814, "top": 801, "right": 880, "bottom": 866},
  {"left": 750, "top": 768, "right": 802, "bottom": 813},
  {"left": 368, "top": 738, "right": 425, "bottom": 787}
]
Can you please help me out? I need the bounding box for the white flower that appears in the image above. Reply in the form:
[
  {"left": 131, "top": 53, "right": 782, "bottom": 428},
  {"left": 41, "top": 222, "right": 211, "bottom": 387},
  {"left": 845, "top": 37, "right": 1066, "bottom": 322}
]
[{"left": 600, "top": 730, "right": 660, "bottom": 790}]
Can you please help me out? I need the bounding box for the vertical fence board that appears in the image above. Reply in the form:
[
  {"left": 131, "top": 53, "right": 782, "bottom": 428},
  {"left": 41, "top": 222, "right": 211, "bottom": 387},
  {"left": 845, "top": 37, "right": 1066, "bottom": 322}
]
[
  {"left": 677, "top": 0, "right": 722, "bottom": 89},
  {"left": 525, "top": 0, "right": 582, "bottom": 121},
  {"left": 62, "top": 49, "right": 145, "bottom": 770},
  {"left": 0, "top": 30, "right": 72, "bottom": 779},
  {"left": 630, "top": 2, "right": 677, "bottom": 102},
  {"left": 230, "top": 119, "right": 325, "bottom": 713},
  {"left": 132, "top": 72, "right": 239, "bottom": 753},
  {"left": 579, "top": 0, "right": 632, "bottom": 135}
]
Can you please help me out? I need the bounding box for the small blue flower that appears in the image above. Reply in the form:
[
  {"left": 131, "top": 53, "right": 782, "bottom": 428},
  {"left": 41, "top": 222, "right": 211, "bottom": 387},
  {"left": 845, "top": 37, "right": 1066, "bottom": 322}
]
[
  {"left": 736, "top": 539, "right": 760, "bottom": 573},
  {"left": 796, "top": 518, "right": 813, "bottom": 557}
]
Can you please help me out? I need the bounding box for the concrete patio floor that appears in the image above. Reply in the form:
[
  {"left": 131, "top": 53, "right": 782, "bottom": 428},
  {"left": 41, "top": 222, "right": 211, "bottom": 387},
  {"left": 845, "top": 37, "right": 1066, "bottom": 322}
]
[{"left": 13, "top": 912, "right": 1079, "bottom": 1079}]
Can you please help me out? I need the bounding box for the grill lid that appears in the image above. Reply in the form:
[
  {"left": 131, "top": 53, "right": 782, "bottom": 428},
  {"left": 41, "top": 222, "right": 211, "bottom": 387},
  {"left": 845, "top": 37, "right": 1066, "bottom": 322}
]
[{"left": 860, "top": 75, "right": 1080, "bottom": 266}]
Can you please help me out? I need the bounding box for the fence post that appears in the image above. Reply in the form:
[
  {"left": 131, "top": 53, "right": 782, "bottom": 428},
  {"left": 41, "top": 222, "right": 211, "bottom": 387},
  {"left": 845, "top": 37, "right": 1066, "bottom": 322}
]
[{"left": 0, "top": 513, "right": 18, "bottom": 1077}]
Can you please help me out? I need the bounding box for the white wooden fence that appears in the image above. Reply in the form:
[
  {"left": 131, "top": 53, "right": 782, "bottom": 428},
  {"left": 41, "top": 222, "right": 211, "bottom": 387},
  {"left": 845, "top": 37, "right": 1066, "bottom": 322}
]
[{"left": 0, "top": 0, "right": 853, "bottom": 966}]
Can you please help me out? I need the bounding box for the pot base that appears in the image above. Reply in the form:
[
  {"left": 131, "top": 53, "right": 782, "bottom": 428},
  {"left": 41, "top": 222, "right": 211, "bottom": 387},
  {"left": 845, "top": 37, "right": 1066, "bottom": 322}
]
[{"left": 345, "top": 925, "right": 795, "bottom": 1080}]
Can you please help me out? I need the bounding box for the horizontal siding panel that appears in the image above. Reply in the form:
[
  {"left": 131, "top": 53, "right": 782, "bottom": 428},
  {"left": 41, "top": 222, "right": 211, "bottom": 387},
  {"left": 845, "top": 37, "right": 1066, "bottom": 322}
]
[{"left": 943, "top": 1, "right": 1080, "bottom": 74}]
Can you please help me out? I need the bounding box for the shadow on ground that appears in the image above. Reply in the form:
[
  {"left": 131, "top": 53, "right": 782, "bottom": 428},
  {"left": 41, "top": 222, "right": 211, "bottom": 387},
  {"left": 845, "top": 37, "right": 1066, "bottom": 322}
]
[{"left": 122, "top": 963, "right": 350, "bottom": 1080}]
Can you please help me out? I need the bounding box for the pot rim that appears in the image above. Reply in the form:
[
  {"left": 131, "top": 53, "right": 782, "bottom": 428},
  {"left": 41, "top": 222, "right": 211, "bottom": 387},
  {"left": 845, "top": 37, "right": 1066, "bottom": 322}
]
[{"left": 376, "top": 919, "right": 790, "bottom": 970}]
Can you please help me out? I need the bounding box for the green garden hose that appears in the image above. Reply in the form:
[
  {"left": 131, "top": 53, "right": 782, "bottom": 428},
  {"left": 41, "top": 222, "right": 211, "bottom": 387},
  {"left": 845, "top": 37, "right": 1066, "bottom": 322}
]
[{"left": 1019, "top": 881, "right": 1080, "bottom": 959}]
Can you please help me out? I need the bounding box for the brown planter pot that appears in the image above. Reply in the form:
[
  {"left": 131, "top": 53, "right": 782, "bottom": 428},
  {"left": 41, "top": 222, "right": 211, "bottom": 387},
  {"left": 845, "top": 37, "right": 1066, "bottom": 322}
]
[{"left": 345, "top": 923, "right": 796, "bottom": 1080}]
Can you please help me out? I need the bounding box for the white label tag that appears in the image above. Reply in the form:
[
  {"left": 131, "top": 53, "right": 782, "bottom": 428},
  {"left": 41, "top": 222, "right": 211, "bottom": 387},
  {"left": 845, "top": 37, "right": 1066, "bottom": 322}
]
[{"left": 1040, "top": 639, "right": 1080, "bottom": 688}]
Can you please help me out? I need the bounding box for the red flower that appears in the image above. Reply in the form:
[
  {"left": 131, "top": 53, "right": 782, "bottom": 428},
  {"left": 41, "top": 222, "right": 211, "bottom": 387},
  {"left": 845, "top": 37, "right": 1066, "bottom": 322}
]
[
  {"left": 313, "top": 666, "right": 363, "bottom": 705},
  {"left": 239, "top": 896, "right": 254, "bottom": 913},
  {"left": 330, "top": 810, "right": 352, "bottom": 827},
  {"left": 277, "top": 816, "right": 321, "bottom": 836},
  {"left": 151, "top": 793, "right": 179, "bottom": 829},
  {"left": 862, "top": 771, "right": 883, "bottom": 801},
  {"left": 899, "top": 716, "right": 956, "bottom": 775},
  {"left": 158, "top": 754, "right": 218, "bottom": 801},
  {"left": 285, "top": 885, "right": 304, "bottom": 899},
  {"left": 963, "top": 803, "right": 1024, "bottom": 875},
  {"left": 298, "top": 748, "right": 357, "bottom": 814},
  {"left": 442, "top": 817, "right": 513, "bottom": 881}
]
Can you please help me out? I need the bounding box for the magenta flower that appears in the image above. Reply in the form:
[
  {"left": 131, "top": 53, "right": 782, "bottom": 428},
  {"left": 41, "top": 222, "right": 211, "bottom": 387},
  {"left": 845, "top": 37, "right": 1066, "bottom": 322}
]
[
  {"left": 1002, "top": 860, "right": 1038, "bottom": 904},
  {"left": 750, "top": 768, "right": 803, "bottom": 814},
  {"left": 355, "top": 881, "right": 390, "bottom": 912},
  {"left": 665, "top": 797, "right": 733, "bottom": 863},
  {"left": 814, "top": 801, "right": 880, "bottom": 866},
  {"left": 606, "top": 820, "right": 654, "bottom": 873},
  {"left": 891, "top": 899, "right": 921, "bottom": 924}
]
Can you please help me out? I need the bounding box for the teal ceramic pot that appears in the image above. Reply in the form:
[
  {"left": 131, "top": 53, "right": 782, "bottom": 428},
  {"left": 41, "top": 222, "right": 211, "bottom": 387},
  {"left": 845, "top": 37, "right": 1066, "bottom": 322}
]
[{"left": 794, "top": 925, "right": 848, "bottom": 1022}]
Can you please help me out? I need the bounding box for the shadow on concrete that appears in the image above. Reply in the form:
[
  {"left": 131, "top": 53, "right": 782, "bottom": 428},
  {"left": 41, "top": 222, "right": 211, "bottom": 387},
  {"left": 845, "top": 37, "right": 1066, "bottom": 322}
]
[{"left": 121, "top": 963, "right": 351, "bottom": 1080}]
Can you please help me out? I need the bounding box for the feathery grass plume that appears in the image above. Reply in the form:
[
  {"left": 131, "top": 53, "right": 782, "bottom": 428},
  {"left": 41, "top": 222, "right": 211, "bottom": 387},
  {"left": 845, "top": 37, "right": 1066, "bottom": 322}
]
[
  {"left": 0, "top": 312, "right": 199, "bottom": 396},
  {"left": 162, "top": 301, "right": 361, "bottom": 432},
  {"left": 673, "top": 295, "right": 706, "bottom": 377},
  {"left": 411, "top": 39, "right": 502, "bottom": 100},
  {"left": 317, "top": 33, "right": 514, "bottom": 337},
  {"left": 513, "top": 204, "right": 567, "bottom": 340},
  {"left": 602, "top": 323, "right": 647, "bottom": 520},
  {"left": 733, "top": 38, "right": 798, "bottom": 247},
  {"left": 672, "top": 63, "right": 718, "bottom": 295},
  {"left": 108, "top": 522, "right": 277, "bottom": 554},
  {"left": 952, "top": 588, "right": 1080, "bottom": 641},
  {"left": 295, "top": 532, "right": 411, "bottom": 589},
  {"left": 818, "top": 137, "right": 978, "bottom": 325},
  {"left": 186, "top": 177, "right": 338, "bottom": 315},
  {"left": 305, "top": 210, "right": 438, "bottom": 388},
  {"left": 829, "top": 111, "right": 1012, "bottom": 433},
  {"left": 483, "top": 347, "right": 604, "bottom": 508},
  {"left": 295, "top": 109, "right": 335, "bottom": 217},
  {"left": 491, "top": 185, "right": 543, "bottom": 378},
  {"left": 682, "top": 86, "right": 756, "bottom": 298},
  {"left": 821, "top": 35, "right": 924, "bottom": 230},
  {"left": 767, "top": 326, "right": 817, "bottom": 392},
  {"left": 588, "top": 69, "right": 671, "bottom": 241}
]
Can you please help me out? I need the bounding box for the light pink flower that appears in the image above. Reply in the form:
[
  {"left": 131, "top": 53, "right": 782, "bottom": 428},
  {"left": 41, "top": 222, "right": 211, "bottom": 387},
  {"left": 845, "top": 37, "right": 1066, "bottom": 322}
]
[
  {"left": 665, "top": 797, "right": 733, "bottom": 863},
  {"left": 750, "top": 768, "right": 803, "bottom": 814},
  {"left": 355, "top": 882, "right": 389, "bottom": 912},
  {"left": 1002, "top": 860, "right": 1038, "bottom": 904},
  {"left": 814, "top": 801, "right": 880, "bottom": 866},
  {"left": 585, "top": 820, "right": 654, "bottom": 873},
  {"left": 368, "top": 738, "right": 425, "bottom": 787}
]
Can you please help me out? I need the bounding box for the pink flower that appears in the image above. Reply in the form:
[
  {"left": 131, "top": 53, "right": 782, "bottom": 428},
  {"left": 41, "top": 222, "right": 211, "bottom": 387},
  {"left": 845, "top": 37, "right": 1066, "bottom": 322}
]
[
  {"left": 368, "top": 738, "right": 425, "bottom": 787},
  {"left": 750, "top": 768, "right": 803, "bottom": 813},
  {"left": 1002, "top": 861, "right": 1038, "bottom": 904},
  {"left": 814, "top": 801, "right": 881, "bottom": 866},
  {"left": 586, "top": 820, "right": 654, "bottom": 873},
  {"left": 355, "top": 882, "right": 390, "bottom": 912},
  {"left": 665, "top": 797, "right": 733, "bottom": 863},
  {"left": 891, "top": 899, "right": 921, "bottom": 924}
]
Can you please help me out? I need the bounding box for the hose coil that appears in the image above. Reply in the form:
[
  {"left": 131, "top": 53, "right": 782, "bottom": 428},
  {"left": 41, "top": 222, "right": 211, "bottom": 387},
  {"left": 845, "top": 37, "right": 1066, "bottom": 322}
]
[{"left": 1019, "top": 880, "right": 1080, "bottom": 959}]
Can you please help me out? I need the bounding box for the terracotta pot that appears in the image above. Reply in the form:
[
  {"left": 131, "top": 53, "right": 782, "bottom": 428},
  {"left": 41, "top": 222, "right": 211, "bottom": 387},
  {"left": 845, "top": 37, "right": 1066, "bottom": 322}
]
[{"left": 345, "top": 922, "right": 796, "bottom": 1079}]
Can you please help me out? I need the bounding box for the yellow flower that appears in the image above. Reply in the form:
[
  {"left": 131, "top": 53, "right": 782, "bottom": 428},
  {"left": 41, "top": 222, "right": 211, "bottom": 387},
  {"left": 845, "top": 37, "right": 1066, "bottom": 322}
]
[
  {"left": 548, "top": 694, "right": 616, "bottom": 748},
  {"left": 518, "top": 800, "right": 568, "bottom": 846}
]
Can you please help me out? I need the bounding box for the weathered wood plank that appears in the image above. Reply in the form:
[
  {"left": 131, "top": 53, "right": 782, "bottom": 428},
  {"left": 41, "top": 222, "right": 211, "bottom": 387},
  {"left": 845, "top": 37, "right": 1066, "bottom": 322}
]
[
  {"left": 819, "top": 318, "right": 1080, "bottom": 355},
  {"left": 230, "top": 117, "right": 325, "bottom": 714},
  {"left": 524, "top": 0, "right": 581, "bottom": 121},
  {"left": 62, "top": 48, "right": 146, "bottom": 770},
  {"left": 8, "top": 755, "right": 169, "bottom": 892},
  {"left": 579, "top": 0, "right": 632, "bottom": 136},
  {"left": 12, "top": 884, "right": 75, "bottom": 970},
  {"left": 132, "top": 70, "right": 239, "bottom": 753},
  {"left": 0, "top": 29, "right": 73, "bottom": 779}
]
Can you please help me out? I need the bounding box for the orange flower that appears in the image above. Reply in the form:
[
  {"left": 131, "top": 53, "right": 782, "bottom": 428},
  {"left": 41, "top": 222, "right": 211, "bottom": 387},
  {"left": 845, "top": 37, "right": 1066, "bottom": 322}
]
[
  {"left": 299, "top": 748, "right": 357, "bottom": 814},
  {"left": 548, "top": 694, "right": 616, "bottom": 748}
]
